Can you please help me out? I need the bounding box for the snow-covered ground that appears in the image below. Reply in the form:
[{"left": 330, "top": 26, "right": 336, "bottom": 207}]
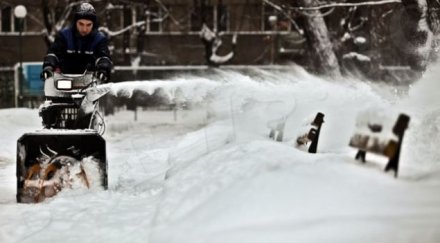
[{"left": 1, "top": 65, "right": 440, "bottom": 243}]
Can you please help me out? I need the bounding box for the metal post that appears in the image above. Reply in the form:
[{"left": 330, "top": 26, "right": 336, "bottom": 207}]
[
  {"left": 268, "top": 15, "right": 277, "bottom": 64},
  {"left": 14, "top": 5, "right": 27, "bottom": 107},
  {"left": 18, "top": 22, "right": 23, "bottom": 107}
]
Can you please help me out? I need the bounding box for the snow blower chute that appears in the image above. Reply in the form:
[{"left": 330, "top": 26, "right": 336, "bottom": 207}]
[{"left": 17, "top": 73, "right": 110, "bottom": 203}]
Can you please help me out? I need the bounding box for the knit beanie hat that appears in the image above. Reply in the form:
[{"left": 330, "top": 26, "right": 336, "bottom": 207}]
[{"left": 74, "top": 2, "right": 97, "bottom": 26}]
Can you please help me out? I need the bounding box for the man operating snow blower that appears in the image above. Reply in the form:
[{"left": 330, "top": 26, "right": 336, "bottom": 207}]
[
  {"left": 41, "top": 2, "right": 112, "bottom": 82},
  {"left": 40, "top": 2, "right": 112, "bottom": 130},
  {"left": 16, "top": 2, "right": 111, "bottom": 203}
]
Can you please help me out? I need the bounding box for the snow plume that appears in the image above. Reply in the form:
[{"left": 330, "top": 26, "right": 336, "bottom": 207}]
[
  {"left": 107, "top": 67, "right": 392, "bottom": 152},
  {"left": 107, "top": 77, "right": 220, "bottom": 105},
  {"left": 73, "top": 156, "right": 104, "bottom": 190}
]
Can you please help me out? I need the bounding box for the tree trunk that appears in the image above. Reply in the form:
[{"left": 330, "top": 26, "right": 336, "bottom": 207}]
[
  {"left": 297, "top": 0, "right": 340, "bottom": 77},
  {"left": 401, "top": 0, "right": 433, "bottom": 71}
]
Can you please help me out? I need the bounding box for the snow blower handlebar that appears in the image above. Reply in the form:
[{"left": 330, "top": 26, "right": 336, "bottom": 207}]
[{"left": 79, "top": 76, "right": 98, "bottom": 93}]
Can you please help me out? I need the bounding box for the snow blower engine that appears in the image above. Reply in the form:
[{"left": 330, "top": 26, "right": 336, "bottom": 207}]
[{"left": 17, "top": 72, "right": 110, "bottom": 203}]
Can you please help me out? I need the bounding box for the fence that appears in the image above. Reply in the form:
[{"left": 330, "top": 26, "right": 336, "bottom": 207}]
[
  {"left": 0, "top": 67, "right": 15, "bottom": 108},
  {"left": 0, "top": 64, "right": 45, "bottom": 109}
]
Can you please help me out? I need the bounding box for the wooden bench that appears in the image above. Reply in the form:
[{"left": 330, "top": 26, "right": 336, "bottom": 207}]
[
  {"left": 269, "top": 112, "right": 325, "bottom": 154},
  {"left": 349, "top": 113, "right": 410, "bottom": 177},
  {"left": 296, "top": 112, "right": 325, "bottom": 153}
]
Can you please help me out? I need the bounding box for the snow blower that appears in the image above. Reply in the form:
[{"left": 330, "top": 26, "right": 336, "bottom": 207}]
[{"left": 17, "top": 72, "right": 110, "bottom": 203}]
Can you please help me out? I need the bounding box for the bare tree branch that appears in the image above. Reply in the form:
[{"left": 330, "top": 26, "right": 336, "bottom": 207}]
[
  {"left": 154, "top": 0, "right": 179, "bottom": 25},
  {"left": 263, "top": 0, "right": 304, "bottom": 35},
  {"left": 292, "top": 6, "right": 336, "bottom": 17},
  {"left": 99, "top": 20, "right": 146, "bottom": 37},
  {"left": 54, "top": 2, "right": 81, "bottom": 33},
  {"left": 290, "top": 0, "right": 401, "bottom": 10},
  {"left": 41, "top": 1, "right": 83, "bottom": 46}
]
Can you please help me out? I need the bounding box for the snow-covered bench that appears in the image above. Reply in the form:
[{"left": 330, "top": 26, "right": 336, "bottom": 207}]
[
  {"left": 269, "top": 112, "right": 325, "bottom": 154},
  {"left": 296, "top": 112, "right": 325, "bottom": 153},
  {"left": 349, "top": 113, "right": 410, "bottom": 177}
]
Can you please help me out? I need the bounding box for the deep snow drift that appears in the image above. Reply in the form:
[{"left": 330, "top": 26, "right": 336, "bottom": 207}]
[{"left": 0, "top": 65, "right": 439, "bottom": 243}]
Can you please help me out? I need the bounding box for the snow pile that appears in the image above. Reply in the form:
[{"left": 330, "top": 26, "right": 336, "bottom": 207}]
[
  {"left": 399, "top": 63, "right": 440, "bottom": 173},
  {"left": 407, "top": 110, "right": 440, "bottom": 169},
  {"left": 0, "top": 108, "right": 40, "bottom": 160}
]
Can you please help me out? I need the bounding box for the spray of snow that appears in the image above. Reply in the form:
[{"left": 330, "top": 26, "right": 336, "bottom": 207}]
[
  {"left": 73, "top": 156, "right": 104, "bottom": 190},
  {"left": 107, "top": 77, "right": 220, "bottom": 104}
]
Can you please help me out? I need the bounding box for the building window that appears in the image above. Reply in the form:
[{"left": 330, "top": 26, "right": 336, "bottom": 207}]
[
  {"left": 191, "top": 5, "right": 228, "bottom": 32},
  {"left": 106, "top": 5, "right": 125, "bottom": 31},
  {"left": 145, "top": 6, "right": 163, "bottom": 32},
  {"left": 191, "top": 6, "right": 213, "bottom": 31},
  {"left": 216, "top": 4, "right": 229, "bottom": 32},
  {"left": 1, "top": 6, "right": 27, "bottom": 32},
  {"left": 14, "top": 16, "right": 25, "bottom": 32},
  {"left": 1, "top": 6, "right": 12, "bottom": 32}
]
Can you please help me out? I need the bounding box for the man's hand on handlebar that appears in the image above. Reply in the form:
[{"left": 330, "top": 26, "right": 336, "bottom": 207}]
[
  {"left": 96, "top": 71, "right": 108, "bottom": 82},
  {"left": 40, "top": 66, "right": 54, "bottom": 81}
]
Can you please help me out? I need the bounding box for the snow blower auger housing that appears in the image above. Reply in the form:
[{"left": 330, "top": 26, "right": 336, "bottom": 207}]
[
  {"left": 17, "top": 72, "right": 110, "bottom": 203},
  {"left": 17, "top": 132, "right": 107, "bottom": 203}
]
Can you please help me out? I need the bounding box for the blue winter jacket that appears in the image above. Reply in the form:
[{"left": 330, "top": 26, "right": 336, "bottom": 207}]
[{"left": 42, "top": 26, "right": 112, "bottom": 77}]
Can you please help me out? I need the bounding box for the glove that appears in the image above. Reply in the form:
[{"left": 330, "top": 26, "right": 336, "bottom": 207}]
[
  {"left": 96, "top": 71, "right": 108, "bottom": 82},
  {"left": 95, "top": 57, "right": 112, "bottom": 82},
  {"left": 40, "top": 66, "right": 54, "bottom": 81}
]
